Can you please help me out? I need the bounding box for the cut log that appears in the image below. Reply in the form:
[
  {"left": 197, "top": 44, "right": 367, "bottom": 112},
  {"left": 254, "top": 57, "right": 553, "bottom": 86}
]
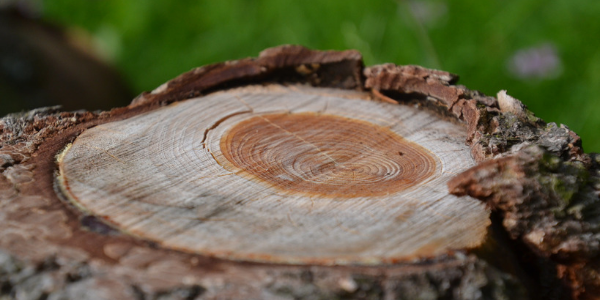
[
  {"left": 1, "top": 45, "right": 598, "bottom": 300},
  {"left": 56, "top": 84, "right": 488, "bottom": 265}
]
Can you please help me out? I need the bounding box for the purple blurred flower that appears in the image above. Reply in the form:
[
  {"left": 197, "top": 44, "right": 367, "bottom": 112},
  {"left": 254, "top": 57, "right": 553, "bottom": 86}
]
[
  {"left": 407, "top": 0, "right": 447, "bottom": 27},
  {"left": 507, "top": 43, "right": 562, "bottom": 80}
]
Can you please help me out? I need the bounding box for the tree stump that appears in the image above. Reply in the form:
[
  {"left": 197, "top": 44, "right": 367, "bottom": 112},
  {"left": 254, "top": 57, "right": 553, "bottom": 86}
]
[{"left": 1, "top": 46, "right": 599, "bottom": 300}]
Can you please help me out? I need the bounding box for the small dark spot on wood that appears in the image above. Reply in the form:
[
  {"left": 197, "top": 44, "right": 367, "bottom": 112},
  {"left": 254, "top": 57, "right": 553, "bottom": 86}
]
[
  {"left": 38, "top": 293, "right": 49, "bottom": 300},
  {"left": 131, "top": 285, "right": 145, "bottom": 300},
  {"left": 65, "top": 265, "right": 91, "bottom": 283},
  {"left": 37, "top": 257, "right": 60, "bottom": 272},
  {"left": 0, "top": 154, "right": 15, "bottom": 169},
  {"left": 145, "top": 240, "right": 160, "bottom": 249},
  {"left": 399, "top": 151, "right": 404, "bottom": 156},
  {"left": 80, "top": 215, "right": 118, "bottom": 235},
  {"left": 154, "top": 285, "right": 206, "bottom": 300},
  {"left": 0, "top": 281, "right": 12, "bottom": 295},
  {"left": 300, "top": 270, "right": 314, "bottom": 283}
]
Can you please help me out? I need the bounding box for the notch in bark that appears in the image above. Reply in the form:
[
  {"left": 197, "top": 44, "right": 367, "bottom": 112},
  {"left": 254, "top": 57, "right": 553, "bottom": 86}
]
[{"left": 0, "top": 45, "right": 598, "bottom": 300}]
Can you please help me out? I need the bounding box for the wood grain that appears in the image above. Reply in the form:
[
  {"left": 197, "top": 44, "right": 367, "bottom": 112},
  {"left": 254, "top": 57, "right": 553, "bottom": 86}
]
[
  {"left": 57, "top": 84, "right": 490, "bottom": 265},
  {"left": 221, "top": 112, "right": 437, "bottom": 197}
]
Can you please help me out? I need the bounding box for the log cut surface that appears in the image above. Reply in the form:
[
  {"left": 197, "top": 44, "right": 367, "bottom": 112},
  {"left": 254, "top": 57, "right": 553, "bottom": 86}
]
[{"left": 57, "top": 84, "right": 489, "bottom": 265}]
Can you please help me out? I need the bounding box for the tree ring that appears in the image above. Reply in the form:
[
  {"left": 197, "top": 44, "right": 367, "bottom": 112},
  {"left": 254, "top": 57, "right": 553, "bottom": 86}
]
[{"left": 219, "top": 112, "right": 437, "bottom": 198}]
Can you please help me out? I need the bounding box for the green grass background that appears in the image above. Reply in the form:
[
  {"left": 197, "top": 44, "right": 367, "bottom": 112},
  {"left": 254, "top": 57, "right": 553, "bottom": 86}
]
[{"left": 43, "top": 0, "right": 600, "bottom": 152}]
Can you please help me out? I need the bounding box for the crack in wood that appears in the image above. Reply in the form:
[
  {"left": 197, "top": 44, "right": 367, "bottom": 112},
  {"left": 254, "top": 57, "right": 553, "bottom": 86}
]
[{"left": 200, "top": 110, "right": 252, "bottom": 148}]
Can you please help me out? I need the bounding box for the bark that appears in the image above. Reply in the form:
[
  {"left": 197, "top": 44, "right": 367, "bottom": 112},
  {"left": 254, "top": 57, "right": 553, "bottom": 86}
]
[{"left": 0, "top": 45, "right": 597, "bottom": 299}]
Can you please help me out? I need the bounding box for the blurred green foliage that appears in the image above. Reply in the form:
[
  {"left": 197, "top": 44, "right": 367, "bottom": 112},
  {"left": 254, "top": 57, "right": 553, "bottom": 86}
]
[{"left": 42, "top": 0, "right": 600, "bottom": 151}]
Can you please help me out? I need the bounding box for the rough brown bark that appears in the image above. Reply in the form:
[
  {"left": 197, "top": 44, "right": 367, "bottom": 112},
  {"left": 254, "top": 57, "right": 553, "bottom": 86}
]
[{"left": 0, "top": 45, "right": 597, "bottom": 299}]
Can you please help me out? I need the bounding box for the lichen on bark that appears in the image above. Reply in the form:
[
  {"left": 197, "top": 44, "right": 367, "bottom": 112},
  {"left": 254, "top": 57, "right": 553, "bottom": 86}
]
[{"left": 449, "top": 143, "right": 600, "bottom": 298}]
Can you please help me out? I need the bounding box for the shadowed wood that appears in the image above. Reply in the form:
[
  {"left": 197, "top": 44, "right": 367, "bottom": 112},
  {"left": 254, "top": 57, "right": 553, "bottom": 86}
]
[{"left": 57, "top": 84, "right": 490, "bottom": 265}]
